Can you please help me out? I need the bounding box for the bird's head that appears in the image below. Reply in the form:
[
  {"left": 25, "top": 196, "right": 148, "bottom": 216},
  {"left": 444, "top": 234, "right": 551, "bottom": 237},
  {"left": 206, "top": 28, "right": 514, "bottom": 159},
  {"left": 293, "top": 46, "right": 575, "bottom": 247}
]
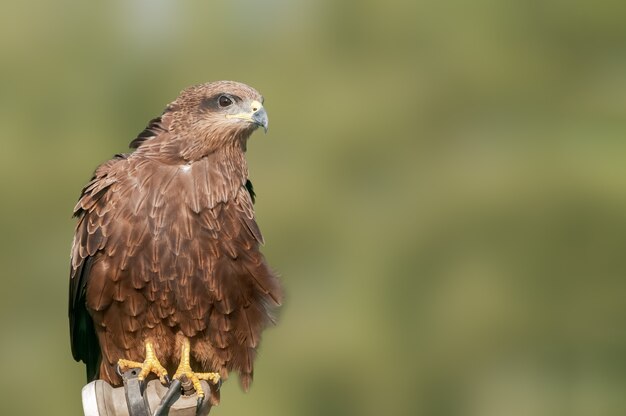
[
  {"left": 177, "top": 80, "right": 267, "bottom": 133},
  {"left": 143, "top": 81, "right": 268, "bottom": 160}
]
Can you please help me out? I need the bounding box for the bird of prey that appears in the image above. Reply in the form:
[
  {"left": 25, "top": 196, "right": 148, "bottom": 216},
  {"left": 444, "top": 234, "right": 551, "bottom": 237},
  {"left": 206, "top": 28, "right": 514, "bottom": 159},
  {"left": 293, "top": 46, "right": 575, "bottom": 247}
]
[{"left": 69, "top": 81, "right": 282, "bottom": 402}]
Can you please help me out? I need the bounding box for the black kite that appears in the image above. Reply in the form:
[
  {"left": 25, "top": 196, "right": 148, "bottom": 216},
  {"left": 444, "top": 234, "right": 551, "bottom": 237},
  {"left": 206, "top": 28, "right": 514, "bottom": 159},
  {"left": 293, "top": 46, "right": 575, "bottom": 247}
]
[{"left": 69, "top": 81, "right": 282, "bottom": 402}]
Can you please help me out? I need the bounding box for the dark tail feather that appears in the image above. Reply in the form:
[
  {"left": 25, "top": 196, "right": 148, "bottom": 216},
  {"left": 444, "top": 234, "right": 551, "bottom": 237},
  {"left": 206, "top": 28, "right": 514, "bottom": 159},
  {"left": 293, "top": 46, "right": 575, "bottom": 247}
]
[{"left": 78, "top": 306, "right": 101, "bottom": 382}]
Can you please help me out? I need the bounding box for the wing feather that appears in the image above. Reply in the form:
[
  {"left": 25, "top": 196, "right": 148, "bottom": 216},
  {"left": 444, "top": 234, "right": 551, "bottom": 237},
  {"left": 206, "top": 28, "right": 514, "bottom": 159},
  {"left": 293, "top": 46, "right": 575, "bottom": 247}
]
[{"left": 69, "top": 155, "right": 126, "bottom": 380}]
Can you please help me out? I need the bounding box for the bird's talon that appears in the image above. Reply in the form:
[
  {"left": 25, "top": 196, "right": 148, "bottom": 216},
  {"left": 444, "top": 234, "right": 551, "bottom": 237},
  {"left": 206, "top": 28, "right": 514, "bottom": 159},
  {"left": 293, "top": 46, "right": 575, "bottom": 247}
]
[
  {"left": 174, "top": 337, "right": 221, "bottom": 398},
  {"left": 117, "top": 342, "right": 169, "bottom": 384}
]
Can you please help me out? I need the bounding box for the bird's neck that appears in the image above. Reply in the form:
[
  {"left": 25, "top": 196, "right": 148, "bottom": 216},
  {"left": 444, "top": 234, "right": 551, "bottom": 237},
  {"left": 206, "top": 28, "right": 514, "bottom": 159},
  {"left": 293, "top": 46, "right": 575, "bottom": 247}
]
[
  {"left": 181, "top": 131, "right": 249, "bottom": 163},
  {"left": 138, "top": 129, "right": 249, "bottom": 164},
  {"left": 208, "top": 144, "right": 249, "bottom": 185},
  {"left": 135, "top": 137, "right": 249, "bottom": 191}
]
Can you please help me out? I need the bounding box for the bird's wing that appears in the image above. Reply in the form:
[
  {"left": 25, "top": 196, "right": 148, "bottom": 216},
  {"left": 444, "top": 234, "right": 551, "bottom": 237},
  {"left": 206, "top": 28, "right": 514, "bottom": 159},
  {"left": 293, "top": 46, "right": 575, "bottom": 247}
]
[
  {"left": 199, "top": 187, "right": 281, "bottom": 389},
  {"left": 69, "top": 155, "right": 126, "bottom": 380}
]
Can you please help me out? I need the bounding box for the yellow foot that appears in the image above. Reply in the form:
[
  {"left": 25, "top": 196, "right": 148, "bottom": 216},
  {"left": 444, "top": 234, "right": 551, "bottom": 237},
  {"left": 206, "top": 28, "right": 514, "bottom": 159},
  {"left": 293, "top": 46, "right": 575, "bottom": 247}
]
[
  {"left": 173, "top": 337, "right": 220, "bottom": 398},
  {"left": 117, "top": 341, "right": 169, "bottom": 384}
]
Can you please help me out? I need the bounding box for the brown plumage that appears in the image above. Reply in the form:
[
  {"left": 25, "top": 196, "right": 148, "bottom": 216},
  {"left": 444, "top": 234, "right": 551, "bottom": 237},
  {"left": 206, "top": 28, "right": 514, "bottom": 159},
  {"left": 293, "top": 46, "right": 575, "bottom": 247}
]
[{"left": 69, "top": 81, "right": 282, "bottom": 394}]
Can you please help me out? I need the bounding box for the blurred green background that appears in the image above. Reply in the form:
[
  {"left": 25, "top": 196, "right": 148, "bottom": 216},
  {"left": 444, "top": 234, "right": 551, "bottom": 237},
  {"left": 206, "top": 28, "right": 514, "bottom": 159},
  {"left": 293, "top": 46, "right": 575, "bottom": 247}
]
[{"left": 1, "top": 1, "right": 626, "bottom": 415}]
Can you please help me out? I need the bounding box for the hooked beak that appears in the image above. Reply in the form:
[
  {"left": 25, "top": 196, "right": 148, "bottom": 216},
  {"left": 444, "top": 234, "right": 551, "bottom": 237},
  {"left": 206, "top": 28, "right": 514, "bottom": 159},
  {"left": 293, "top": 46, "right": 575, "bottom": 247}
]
[
  {"left": 226, "top": 100, "right": 269, "bottom": 133},
  {"left": 251, "top": 107, "right": 268, "bottom": 133}
]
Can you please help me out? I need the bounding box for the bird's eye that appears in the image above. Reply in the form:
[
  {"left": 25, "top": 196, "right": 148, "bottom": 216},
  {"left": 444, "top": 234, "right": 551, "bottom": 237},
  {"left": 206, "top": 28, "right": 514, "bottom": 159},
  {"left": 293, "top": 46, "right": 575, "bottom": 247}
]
[{"left": 218, "top": 95, "right": 233, "bottom": 108}]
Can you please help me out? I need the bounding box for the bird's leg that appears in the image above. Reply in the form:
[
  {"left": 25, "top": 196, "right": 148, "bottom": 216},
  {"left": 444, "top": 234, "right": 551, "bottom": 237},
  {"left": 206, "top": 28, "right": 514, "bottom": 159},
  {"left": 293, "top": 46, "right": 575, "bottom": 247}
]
[
  {"left": 173, "top": 337, "right": 220, "bottom": 398},
  {"left": 118, "top": 341, "right": 169, "bottom": 384}
]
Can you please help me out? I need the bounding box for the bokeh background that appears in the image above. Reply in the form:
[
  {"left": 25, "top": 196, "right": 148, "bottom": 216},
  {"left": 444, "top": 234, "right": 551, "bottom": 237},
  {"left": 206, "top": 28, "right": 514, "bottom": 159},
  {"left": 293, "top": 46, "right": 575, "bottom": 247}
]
[{"left": 1, "top": 1, "right": 626, "bottom": 415}]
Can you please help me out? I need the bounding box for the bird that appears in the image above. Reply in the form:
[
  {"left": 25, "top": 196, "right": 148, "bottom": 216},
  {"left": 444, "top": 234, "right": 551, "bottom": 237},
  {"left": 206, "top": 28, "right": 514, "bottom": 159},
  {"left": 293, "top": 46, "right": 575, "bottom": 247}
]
[{"left": 69, "top": 80, "right": 283, "bottom": 403}]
